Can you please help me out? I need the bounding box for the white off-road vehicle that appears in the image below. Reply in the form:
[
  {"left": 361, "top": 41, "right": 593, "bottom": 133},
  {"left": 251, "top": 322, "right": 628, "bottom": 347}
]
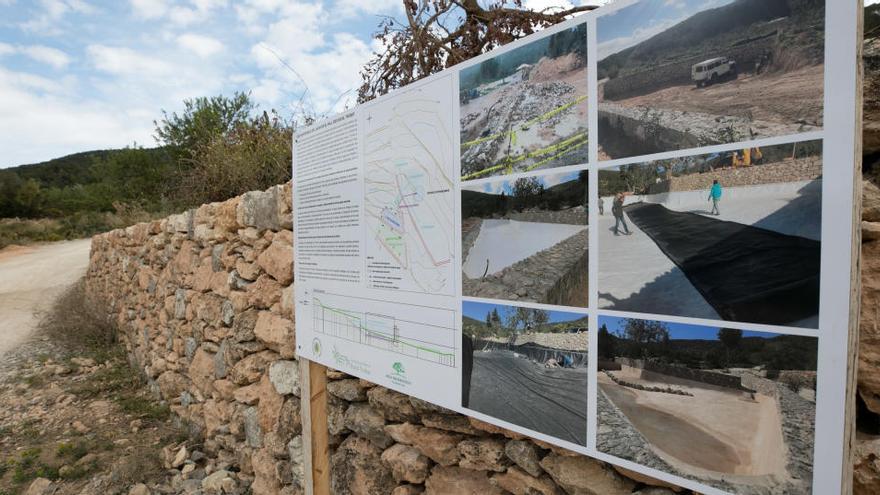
[{"left": 692, "top": 57, "right": 738, "bottom": 87}]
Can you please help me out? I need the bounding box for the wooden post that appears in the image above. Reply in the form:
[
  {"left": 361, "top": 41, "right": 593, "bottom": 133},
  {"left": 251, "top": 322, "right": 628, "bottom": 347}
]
[
  {"left": 843, "top": 3, "right": 865, "bottom": 494},
  {"left": 300, "top": 358, "right": 331, "bottom": 495}
]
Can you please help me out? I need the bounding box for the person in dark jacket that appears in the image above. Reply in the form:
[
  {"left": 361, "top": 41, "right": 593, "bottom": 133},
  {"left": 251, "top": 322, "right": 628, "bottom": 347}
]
[{"left": 612, "top": 193, "right": 631, "bottom": 236}]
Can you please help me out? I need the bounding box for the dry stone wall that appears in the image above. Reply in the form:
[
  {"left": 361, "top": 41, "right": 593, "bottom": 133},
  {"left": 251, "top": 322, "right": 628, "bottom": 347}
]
[
  {"left": 647, "top": 157, "right": 823, "bottom": 194},
  {"left": 82, "top": 180, "right": 880, "bottom": 494}
]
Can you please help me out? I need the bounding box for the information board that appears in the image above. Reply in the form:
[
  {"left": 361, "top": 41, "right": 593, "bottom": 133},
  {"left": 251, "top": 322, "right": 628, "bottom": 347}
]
[{"left": 293, "top": 1, "right": 861, "bottom": 493}]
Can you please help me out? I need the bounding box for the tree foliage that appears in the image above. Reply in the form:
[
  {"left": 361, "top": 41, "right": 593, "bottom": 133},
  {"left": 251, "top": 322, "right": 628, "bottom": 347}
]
[
  {"left": 154, "top": 92, "right": 255, "bottom": 161},
  {"left": 358, "top": 0, "right": 597, "bottom": 102}
]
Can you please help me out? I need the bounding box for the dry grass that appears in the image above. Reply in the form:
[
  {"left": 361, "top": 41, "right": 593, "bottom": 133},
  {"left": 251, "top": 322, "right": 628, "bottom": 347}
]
[{"left": 38, "top": 279, "right": 116, "bottom": 357}]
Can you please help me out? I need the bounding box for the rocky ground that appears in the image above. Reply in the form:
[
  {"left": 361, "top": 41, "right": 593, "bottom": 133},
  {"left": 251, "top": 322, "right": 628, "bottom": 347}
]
[{"left": 0, "top": 308, "right": 247, "bottom": 495}]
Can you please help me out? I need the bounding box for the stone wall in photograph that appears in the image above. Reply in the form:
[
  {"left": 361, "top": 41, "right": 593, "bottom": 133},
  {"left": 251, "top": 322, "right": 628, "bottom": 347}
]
[
  {"left": 463, "top": 230, "right": 588, "bottom": 307},
  {"left": 505, "top": 206, "right": 587, "bottom": 225},
  {"left": 647, "top": 156, "right": 823, "bottom": 194},
  {"left": 615, "top": 358, "right": 747, "bottom": 391}
]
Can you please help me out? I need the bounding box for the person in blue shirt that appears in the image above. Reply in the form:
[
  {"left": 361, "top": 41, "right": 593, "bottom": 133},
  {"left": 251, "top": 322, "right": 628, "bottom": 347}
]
[{"left": 708, "top": 180, "right": 722, "bottom": 216}]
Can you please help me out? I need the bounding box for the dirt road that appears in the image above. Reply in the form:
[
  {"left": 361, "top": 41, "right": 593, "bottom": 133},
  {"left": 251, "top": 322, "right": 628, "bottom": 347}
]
[
  {"left": 603, "top": 65, "right": 825, "bottom": 128},
  {"left": 0, "top": 239, "right": 91, "bottom": 356}
]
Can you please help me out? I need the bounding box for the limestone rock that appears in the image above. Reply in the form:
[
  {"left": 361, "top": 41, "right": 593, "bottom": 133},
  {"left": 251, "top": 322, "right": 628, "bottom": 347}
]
[
  {"left": 25, "top": 478, "right": 56, "bottom": 495},
  {"left": 268, "top": 360, "right": 300, "bottom": 396},
  {"left": 854, "top": 434, "right": 880, "bottom": 495},
  {"left": 202, "top": 469, "right": 237, "bottom": 494},
  {"left": 189, "top": 348, "right": 216, "bottom": 396},
  {"left": 539, "top": 453, "right": 635, "bottom": 495},
  {"left": 865, "top": 180, "right": 880, "bottom": 222},
  {"left": 367, "top": 387, "right": 420, "bottom": 423},
  {"left": 491, "top": 467, "right": 562, "bottom": 495},
  {"left": 504, "top": 439, "right": 544, "bottom": 477},
  {"left": 343, "top": 403, "right": 391, "bottom": 449},
  {"left": 328, "top": 379, "right": 370, "bottom": 402},
  {"left": 330, "top": 435, "right": 396, "bottom": 495},
  {"left": 251, "top": 448, "right": 282, "bottom": 495},
  {"left": 392, "top": 485, "right": 425, "bottom": 495},
  {"left": 257, "top": 374, "right": 285, "bottom": 434},
  {"left": 237, "top": 188, "right": 281, "bottom": 231},
  {"left": 385, "top": 423, "right": 463, "bottom": 466},
  {"left": 424, "top": 465, "right": 503, "bottom": 495},
  {"left": 230, "top": 350, "right": 278, "bottom": 385},
  {"left": 254, "top": 311, "right": 295, "bottom": 357},
  {"left": 257, "top": 239, "right": 293, "bottom": 285},
  {"left": 613, "top": 466, "right": 683, "bottom": 492},
  {"left": 458, "top": 438, "right": 509, "bottom": 472},
  {"left": 381, "top": 444, "right": 431, "bottom": 484},
  {"left": 128, "top": 483, "right": 151, "bottom": 495},
  {"left": 859, "top": 239, "right": 880, "bottom": 414}
]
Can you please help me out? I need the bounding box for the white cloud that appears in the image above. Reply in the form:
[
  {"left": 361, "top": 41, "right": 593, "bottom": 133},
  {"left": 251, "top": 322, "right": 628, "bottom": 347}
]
[
  {"left": 20, "top": 45, "right": 71, "bottom": 68},
  {"left": 177, "top": 33, "right": 223, "bottom": 57},
  {"left": 87, "top": 44, "right": 173, "bottom": 75},
  {"left": 334, "top": 0, "right": 399, "bottom": 17},
  {"left": 597, "top": 15, "right": 686, "bottom": 60},
  {"left": 0, "top": 67, "right": 155, "bottom": 167},
  {"left": 0, "top": 42, "right": 14, "bottom": 56},
  {"left": 20, "top": 0, "right": 96, "bottom": 33},
  {"left": 130, "top": 0, "right": 169, "bottom": 19}
]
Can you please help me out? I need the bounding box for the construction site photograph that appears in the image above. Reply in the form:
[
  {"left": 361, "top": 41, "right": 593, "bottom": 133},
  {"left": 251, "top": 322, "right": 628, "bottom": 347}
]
[
  {"left": 596, "top": 0, "right": 825, "bottom": 160},
  {"left": 462, "top": 171, "right": 588, "bottom": 307},
  {"left": 461, "top": 301, "right": 589, "bottom": 445},
  {"left": 596, "top": 316, "right": 817, "bottom": 495},
  {"left": 598, "top": 140, "right": 822, "bottom": 328},
  {"left": 459, "top": 23, "right": 588, "bottom": 181}
]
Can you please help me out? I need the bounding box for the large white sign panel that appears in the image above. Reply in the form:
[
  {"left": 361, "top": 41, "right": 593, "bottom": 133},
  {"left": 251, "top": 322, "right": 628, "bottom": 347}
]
[{"left": 294, "top": 1, "right": 861, "bottom": 493}]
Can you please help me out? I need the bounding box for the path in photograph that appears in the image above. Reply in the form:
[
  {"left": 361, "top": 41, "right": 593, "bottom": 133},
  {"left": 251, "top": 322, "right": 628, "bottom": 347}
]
[
  {"left": 624, "top": 202, "right": 820, "bottom": 325},
  {"left": 598, "top": 142, "right": 822, "bottom": 327}
]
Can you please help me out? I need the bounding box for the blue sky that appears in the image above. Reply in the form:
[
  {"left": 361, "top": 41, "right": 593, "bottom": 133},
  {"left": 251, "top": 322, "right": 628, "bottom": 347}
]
[
  {"left": 597, "top": 0, "right": 736, "bottom": 60},
  {"left": 599, "top": 315, "right": 784, "bottom": 340},
  {"left": 0, "top": 0, "right": 608, "bottom": 168},
  {"left": 467, "top": 170, "right": 581, "bottom": 195},
  {"left": 463, "top": 300, "right": 586, "bottom": 325}
]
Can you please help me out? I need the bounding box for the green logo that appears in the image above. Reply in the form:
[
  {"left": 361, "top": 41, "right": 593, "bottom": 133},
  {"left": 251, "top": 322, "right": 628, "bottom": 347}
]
[
  {"left": 311, "top": 338, "right": 322, "bottom": 357},
  {"left": 392, "top": 362, "right": 405, "bottom": 376}
]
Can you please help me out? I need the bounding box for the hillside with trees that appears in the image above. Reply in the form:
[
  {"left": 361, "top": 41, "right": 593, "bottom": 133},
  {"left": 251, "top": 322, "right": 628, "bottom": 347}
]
[
  {"left": 463, "top": 172, "right": 587, "bottom": 218},
  {"left": 598, "top": 320, "right": 817, "bottom": 371},
  {"left": 0, "top": 92, "right": 291, "bottom": 248},
  {"left": 598, "top": 0, "right": 825, "bottom": 80}
]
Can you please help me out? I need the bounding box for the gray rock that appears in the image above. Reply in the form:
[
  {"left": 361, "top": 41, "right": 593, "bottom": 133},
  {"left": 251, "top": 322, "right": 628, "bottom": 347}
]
[
  {"left": 268, "top": 360, "right": 300, "bottom": 396},
  {"left": 505, "top": 439, "right": 544, "bottom": 477},
  {"left": 237, "top": 188, "right": 280, "bottom": 231},
  {"left": 244, "top": 406, "right": 262, "bottom": 448},
  {"left": 343, "top": 403, "right": 392, "bottom": 449},
  {"left": 175, "top": 289, "right": 187, "bottom": 320}
]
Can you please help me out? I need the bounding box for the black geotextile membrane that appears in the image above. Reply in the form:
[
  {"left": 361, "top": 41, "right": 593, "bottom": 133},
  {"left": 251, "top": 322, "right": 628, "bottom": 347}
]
[{"left": 623, "top": 202, "right": 820, "bottom": 326}]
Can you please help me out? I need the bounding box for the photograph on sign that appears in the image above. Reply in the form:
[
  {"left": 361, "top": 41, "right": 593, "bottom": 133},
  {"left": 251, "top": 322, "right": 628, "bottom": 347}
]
[
  {"left": 462, "top": 300, "right": 589, "bottom": 445},
  {"left": 596, "top": 0, "right": 825, "bottom": 160},
  {"left": 596, "top": 315, "right": 817, "bottom": 494},
  {"left": 462, "top": 171, "right": 588, "bottom": 307},
  {"left": 598, "top": 139, "right": 822, "bottom": 328},
  {"left": 459, "top": 23, "right": 589, "bottom": 181}
]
